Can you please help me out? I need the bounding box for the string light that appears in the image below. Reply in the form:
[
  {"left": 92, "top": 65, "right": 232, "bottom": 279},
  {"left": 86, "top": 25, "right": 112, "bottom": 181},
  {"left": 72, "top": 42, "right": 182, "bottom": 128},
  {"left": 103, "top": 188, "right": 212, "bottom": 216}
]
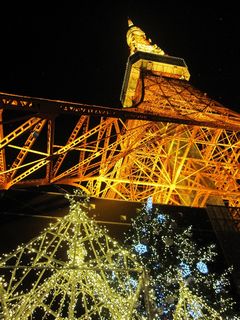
[
  {"left": 1, "top": 192, "right": 239, "bottom": 319},
  {"left": 134, "top": 243, "right": 148, "bottom": 255},
  {"left": 0, "top": 190, "right": 144, "bottom": 319},
  {"left": 196, "top": 261, "right": 208, "bottom": 274},
  {"left": 124, "top": 197, "right": 240, "bottom": 319}
]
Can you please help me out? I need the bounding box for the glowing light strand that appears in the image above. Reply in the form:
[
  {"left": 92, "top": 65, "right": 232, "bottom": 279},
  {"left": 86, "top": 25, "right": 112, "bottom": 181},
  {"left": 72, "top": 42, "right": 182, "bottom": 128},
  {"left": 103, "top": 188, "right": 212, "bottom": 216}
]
[
  {"left": 0, "top": 190, "right": 144, "bottom": 319},
  {"left": 124, "top": 200, "right": 239, "bottom": 319}
]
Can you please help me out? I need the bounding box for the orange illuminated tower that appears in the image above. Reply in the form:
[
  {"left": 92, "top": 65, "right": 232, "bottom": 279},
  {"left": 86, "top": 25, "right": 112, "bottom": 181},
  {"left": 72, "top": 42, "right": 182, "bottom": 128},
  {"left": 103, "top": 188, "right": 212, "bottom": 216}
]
[
  {"left": 0, "top": 17, "right": 240, "bottom": 310},
  {"left": 0, "top": 19, "right": 239, "bottom": 210}
]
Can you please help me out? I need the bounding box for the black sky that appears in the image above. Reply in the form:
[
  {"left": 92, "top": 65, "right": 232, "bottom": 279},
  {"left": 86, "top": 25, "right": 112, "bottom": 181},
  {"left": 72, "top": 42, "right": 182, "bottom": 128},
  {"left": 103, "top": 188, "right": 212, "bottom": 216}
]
[
  {"left": 0, "top": 3, "right": 240, "bottom": 301},
  {"left": 0, "top": 2, "right": 239, "bottom": 112}
]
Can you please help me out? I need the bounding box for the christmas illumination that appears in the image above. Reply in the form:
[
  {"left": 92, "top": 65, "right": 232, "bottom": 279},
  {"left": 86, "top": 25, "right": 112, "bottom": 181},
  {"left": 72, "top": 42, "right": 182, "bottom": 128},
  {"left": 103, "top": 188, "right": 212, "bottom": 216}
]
[
  {"left": 0, "top": 190, "right": 144, "bottom": 319},
  {"left": 173, "top": 280, "right": 223, "bottom": 319},
  {"left": 124, "top": 198, "right": 239, "bottom": 319}
]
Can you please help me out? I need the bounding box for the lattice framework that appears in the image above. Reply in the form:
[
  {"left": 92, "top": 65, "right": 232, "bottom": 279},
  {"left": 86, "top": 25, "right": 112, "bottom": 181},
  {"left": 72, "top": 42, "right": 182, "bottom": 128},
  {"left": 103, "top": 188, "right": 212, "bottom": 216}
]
[
  {"left": 173, "top": 282, "right": 223, "bottom": 320},
  {"left": 0, "top": 76, "right": 239, "bottom": 208},
  {"left": 0, "top": 191, "right": 144, "bottom": 319}
]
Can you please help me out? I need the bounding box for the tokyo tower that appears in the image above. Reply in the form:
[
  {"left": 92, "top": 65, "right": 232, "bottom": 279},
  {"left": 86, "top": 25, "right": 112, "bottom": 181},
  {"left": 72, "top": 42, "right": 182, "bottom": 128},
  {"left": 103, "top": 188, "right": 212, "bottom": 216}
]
[
  {"left": 0, "top": 18, "right": 239, "bottom": 319},
  {"left": 0, "top": 19, "right": 239, "bottom": 209}
]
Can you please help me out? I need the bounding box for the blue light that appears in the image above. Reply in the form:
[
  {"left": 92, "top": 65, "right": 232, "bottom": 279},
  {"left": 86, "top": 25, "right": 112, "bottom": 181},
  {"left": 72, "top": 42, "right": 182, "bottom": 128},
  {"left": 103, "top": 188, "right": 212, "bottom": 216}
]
[
  {"left": 196, "top": 261, "right": 208, "bottom": 274},
  {"left": 145, "top": 197, "right": 153, "bottom": 212},
  {"left": 179, "top": 262, "right": 191, "bottom": 278},
  {"left": 134, "top": 243, "right": 148, "bottom": 254},
  {"left": 157, "top": 213, "right": 166, "bottom": 223},
  {"left": 214, "top": 280, "right": 222, "bottom": 293},
  {"left": 129, "top": 278, "right": 138, "bottom": 288},
  {"left": 188, "top": 301, "right": 202, "bottom": 319}
]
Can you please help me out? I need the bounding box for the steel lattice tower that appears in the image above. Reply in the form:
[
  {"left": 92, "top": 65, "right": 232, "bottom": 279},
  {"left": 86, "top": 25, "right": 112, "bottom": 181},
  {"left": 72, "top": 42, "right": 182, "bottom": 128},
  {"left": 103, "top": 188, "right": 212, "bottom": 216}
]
[
  {"left": 0, "top": 20, "right": 239, "bottom": 318},
  {"left": 0, "top": 19, "right": 239, "bottom": 208}
]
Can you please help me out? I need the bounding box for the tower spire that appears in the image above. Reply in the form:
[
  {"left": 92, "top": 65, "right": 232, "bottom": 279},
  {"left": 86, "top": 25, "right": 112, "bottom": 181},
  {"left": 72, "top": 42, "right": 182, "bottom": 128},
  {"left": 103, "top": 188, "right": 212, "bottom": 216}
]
[
  {"left": 127, "top": 18, "right": 134, "bottom": 27},
  {"left": 121, "top": 19, "right": 190, "bottom": 107},
  {"left": 126, "top": 18, "right": 165, "bottom": 56}
]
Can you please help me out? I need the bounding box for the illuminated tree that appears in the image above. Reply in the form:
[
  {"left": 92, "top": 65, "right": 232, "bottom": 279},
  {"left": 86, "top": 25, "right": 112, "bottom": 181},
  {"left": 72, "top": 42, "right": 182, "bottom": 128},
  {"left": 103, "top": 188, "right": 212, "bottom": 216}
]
[
  {"left": 173, "top": 281, "right": 223, "bottom": 320},
  {"left": 124, "top": 197, "right": 239, "bottom": 319},
  {"left": 0, "top": 190, "right": 145, "bottom": 319}
]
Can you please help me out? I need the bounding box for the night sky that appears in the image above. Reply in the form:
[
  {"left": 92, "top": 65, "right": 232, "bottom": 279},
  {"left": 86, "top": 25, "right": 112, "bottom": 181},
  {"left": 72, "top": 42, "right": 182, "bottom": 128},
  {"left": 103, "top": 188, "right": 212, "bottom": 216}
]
[
  {"left": 0, "top": 3, "right": 240, "bottom": 306},
  {"left": 0, "top": 2, "right": 239, "bottom": 113}
]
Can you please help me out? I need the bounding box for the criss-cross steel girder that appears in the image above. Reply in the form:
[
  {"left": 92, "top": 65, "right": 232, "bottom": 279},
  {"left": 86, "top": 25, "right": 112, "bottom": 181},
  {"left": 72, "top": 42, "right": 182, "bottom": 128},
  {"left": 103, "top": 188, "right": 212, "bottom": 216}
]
[
  {"left": 1, "top": 19, "right": 240, "bottom": 208},
  {"left": 0, "top": 73, "right": 239, "bottom": 208}
]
